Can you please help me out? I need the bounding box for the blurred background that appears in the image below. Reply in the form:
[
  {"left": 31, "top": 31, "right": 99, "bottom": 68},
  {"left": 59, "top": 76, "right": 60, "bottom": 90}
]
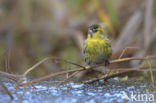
[{"left": 0, "top": 0, "right": 155, "bottom": 80}]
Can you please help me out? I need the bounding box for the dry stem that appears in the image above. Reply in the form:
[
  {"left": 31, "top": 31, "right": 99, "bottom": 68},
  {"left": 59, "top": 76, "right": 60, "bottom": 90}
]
[
  {"left": 19, "top": 55, "right": 156, "bottom": 86},
  {"left": 0, "top": 82, "right": 14, "bottom": 99}
]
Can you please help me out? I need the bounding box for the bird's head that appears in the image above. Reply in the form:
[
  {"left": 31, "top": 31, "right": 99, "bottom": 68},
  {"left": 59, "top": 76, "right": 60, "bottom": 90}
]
[{"left": 88, "top": 24, "right": 104, "bottom": 38}]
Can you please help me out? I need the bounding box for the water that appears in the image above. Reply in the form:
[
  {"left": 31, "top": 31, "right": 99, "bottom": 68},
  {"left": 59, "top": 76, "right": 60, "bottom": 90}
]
[{"left": 0, "top": 79, "right": 156, "bottom": 103}]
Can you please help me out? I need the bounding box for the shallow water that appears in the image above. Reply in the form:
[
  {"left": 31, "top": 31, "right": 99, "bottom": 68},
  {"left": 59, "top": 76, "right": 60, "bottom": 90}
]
[{"left": 0, "top": 78, "right": 156, "bottom": 103}]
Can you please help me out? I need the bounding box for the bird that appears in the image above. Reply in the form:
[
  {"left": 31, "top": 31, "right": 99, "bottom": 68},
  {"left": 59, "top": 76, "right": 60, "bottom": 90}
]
[{"left": 84, "top": 24, "right": 112, "bottom": 66}]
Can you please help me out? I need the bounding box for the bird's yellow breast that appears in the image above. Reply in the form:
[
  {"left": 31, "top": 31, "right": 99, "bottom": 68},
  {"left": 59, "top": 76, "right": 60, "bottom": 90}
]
[
  {"left": 86, "top": 38, "right": 109, "bottom": 55},
  {"left": 84, "top": 37, "right": 112, "bottom": 65}
]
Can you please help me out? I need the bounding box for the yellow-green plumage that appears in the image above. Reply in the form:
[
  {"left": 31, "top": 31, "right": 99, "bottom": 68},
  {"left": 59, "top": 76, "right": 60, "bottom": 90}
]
[{"left": 84, "top": 24, "right": 112, "bottom": 65}]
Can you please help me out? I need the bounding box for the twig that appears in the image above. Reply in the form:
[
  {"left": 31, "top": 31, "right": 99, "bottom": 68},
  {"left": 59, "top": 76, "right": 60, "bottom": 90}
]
[
  {"left": 146, "top": 56, "right": 154, "bottom": 83},
  {"left": 109, "top": 67, "right": 156, "bottom": 71},
  {"left": 83, "top": 71, "right": 130, "bottom": 84},
  {"left": 59, "top": 71, "right": 80, "bottom": 84},
  {"left": 0, "top": 82, "right": 14, "bottom": 99},
  {"left": 82, "top": 66, "right": 156, "bottom": 84},
  {"left": 20, "top": 55, "right": 156, "bottom": 86},
  {"left": 0, "top": 71, "right": 27, "bottom": 85},
  {"left": 0, "top": 71, "right": 18, "bottom": 82},
  {"left": 0, "top": 57, "right": 85, "bottom": 86},
  {"left": 24, "top": 57, "right": 85, "bottom": 76},
  {"left": 20, "top": 67, "right": 85, "bottom": 86},
  {"left": 118, "top": 47, "right": 139, "bottom": 59},
  {"left": 110, "top": 55, "right": 156, "bottom": 64},
  {"left": 24, "top": 57, "right": 50, "bottom": 76}
]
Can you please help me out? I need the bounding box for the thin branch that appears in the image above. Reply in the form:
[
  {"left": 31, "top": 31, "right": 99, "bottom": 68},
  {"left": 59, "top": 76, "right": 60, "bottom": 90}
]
[
  {"left": 20, "top": 67, "right": 84, "bottom": 86},
  {"left": 0, "top": 71, "right": 27, "bottom": 85},
  {"left": 146, "top": 56, "right": 154, "bottom": 83},
  {"left": 118, "top": 47, "right": 139, "bottom": 59},
  {"left": 24, "top": 57, "right": 50, "bottom": 76},
  {"left": 20, "top": 55, "right": 156, "bottom": 86},
  {"left": 59, "top": 71, "right": 80, "bottom": 84},
  {"left": 110, "top": 55, "right": 156, "bottom": 64},
  {"left": 110, "top": 68, "right": 156, "bottom": 71},
  {"left": 82, "top": 71, "right": 130, "bottom": 84},
  {"left": 0, "top": 71, "right": 18, "bottom": 82},
  {"left": 82, "top": 66, "right": 156, "bottom": 84},
  {"left": 24, "top": 57, "right": 85, "bottom": 76},
  {"left": 0, "top": 83, "right": 14, "bottom": 99}
]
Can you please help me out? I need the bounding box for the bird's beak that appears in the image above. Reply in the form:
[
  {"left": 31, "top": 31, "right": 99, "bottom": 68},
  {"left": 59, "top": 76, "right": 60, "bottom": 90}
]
[
  {"left": 89, "top": 29, "right": 92, "bottom": 34},
  {"left": 89, "top": 30, "right": 93, "bottom": 37}
]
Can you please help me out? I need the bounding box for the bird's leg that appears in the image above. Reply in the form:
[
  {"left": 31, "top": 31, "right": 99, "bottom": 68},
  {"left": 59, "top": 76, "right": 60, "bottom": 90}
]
[{"left": 104, "top": 60, "right": 110, "bottom": 66}]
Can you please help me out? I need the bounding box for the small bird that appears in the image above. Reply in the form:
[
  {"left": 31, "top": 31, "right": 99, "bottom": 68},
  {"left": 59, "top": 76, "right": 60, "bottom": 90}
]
[{"left": 84, "top": 24, "right": 112, "bottom": 65}]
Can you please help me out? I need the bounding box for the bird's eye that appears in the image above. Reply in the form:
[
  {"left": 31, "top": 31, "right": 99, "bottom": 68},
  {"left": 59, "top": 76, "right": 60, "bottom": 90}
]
[{"left": 89, "top": 24, "right": 99, "bottom": 33}]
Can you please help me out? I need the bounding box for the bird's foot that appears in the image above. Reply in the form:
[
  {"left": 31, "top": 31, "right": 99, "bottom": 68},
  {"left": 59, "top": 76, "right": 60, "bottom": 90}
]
[{"left": 104, "top": 60, "right": 110, "bottom": 66}]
